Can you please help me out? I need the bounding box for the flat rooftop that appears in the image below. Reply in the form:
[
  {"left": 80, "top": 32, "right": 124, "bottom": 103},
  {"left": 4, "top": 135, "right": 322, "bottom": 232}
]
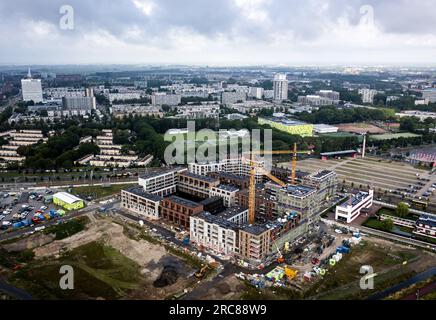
[
  {"left": 242, "top": 224, "right": 271, "bottom": 236},
  {"left": 123, "top": 186, "right": 162, "bottom": 202},
  {"left": 140, "top": 167, "right": 186, "bottom": 180},
  {"left": 214, "top": 184, "right": 240, "bottom": 192},
  {"left": 261, "top": 117, "right": 308, "bottom": 126},
  {"left": 179, "top": 171, "right": 219, "bottom": 183},
  {"left": 164, "top": 195, "right": 202, "bottom": 208},
  {"left": 197, "top": 211, "right": 239, "bottom": 230},
  {"left": 339, "top": 191, "right": 370, "bottom": 208},
  {"left": 283, "top": 185, "right": 316, "bottom": 197},
  {"left": 310, "top": 170, "right": 335, "bottom": 180},
  {"left": 320, "top": 150, "right": 357, "bottom": 156}
]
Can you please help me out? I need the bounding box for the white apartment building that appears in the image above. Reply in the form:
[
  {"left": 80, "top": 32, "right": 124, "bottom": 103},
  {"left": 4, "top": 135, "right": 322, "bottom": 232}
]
[
  {"left": 221, "top": 91, "right": 247, "bottom": 105},
  {"left": 210, "top": 184, "right": 240, "bottom": 207},
  {"left": 190, "top": 207, "right": 249, "bottom": 256},
  {"left": 121, "top": 187, "right": 162, "bottom": 220},
  {"left": 316, "top": 90, "right": 340, "bottom": 104},
  {"left": 358, "top": 89, "right": 378, "bottom": 104},
  {"left": 248, "top": 87, "right": 264, "bottom": 99},
  {"left": 231, "top": 100, "right": 276, "bottom": 114},
  {"left": 21, "top": 78, "right": 43, "bottom": 103},
  {"left": 108, "top": 92, "right": 142, "bottom": 103},
  {"left": 138, "top": 168, "right": 187, "bottom": 197},
  {"left": 151, "top": 92, "right": 182, "bottom": 106},
  {"left": 273, "top": 74, "right": 288, "bottom": 101},
  {"left": 188, "top": 158, "right": 264, "bottom": 183},
  {"left": 176, "top": 104, "right": 220, "bottom": 119},
  {"left": 422, "top": 88, "right": 436, "bottom": 103},
  {"left": 297, "top": 95, "right": 335, "bottom": 106},
  {"left": 335, "top": 190, "right": 374, "bottom": 223}
]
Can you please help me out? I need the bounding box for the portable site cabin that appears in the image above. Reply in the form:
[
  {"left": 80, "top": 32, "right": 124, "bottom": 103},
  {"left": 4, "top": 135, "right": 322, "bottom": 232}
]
[{"left": 53, "top": 192, "right": 84, "bottom": 211}]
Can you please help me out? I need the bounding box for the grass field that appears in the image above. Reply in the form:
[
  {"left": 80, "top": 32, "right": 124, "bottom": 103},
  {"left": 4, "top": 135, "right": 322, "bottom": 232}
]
[
  {"left": 10, "top": 241, "right": 143, "bottom": 299},
  {"left": 71, "top": 184, "right": 134, "bottom": 199},
  {"left": 369, "top": 133, "right": 421, "bottom": 141}
]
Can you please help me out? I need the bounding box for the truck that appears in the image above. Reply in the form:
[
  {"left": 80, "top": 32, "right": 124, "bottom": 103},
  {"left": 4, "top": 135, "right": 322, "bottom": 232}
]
[
  {"left": 336, "top": 246, "right": 350, "bottom": 254},
  {"left": 182, "top": 235, "right": 190, "bottom": 246}
]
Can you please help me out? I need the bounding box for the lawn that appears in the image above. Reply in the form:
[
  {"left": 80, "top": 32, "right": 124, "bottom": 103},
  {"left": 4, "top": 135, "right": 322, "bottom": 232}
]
[
  {"left": 369, "top": 133, "right": 421, "bottom": 141},
  {"left": 43, "top": 216, "right": 89, "bottom": 240},
  {"left": 71, "top": 184, "right": 134, "bottom": 199},
  {"left": 304, "top": 242, "right": 417, "bottom": 300},
  {"left": 10, "top": 241, "right": 143, "bottom": 299}
]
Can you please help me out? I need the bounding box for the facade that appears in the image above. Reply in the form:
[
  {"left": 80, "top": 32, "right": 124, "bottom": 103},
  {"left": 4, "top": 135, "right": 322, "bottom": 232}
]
[
  {"left": 422, "top": 89, "right": 436, "bottom": 103},
  {"left": 231, "top": 100, "right": 275, "bottom": 114},
  {"left": 335, "top": 190, "right": 374, "bottom": 223},
  {"left": 53, "top": 192, "right": 84, "bottom": 211},
  {"left": 176, "top": 104, "right": 220, "bottom": 119},
  {"left": 189, "top": 158, "right": 264, "bottom": 183},
  {"left": 225, "top": 113, "right": 248, "bottom": 120},
  {"left": 248, "top": 87, "right": 264, "bottom": 99},
  {"left": 221, "top": 91, "right": 247, "bottom": 105},
  {"left": 21, "top": 78, "right": 43, "bottom": 103},
  {"left": 358, "top": 89, "right": 378, "bottom": 104},
  {"left": 62, "top": 96, "right": 96, "bottom": 111},
  {"left": 273, "top": 74, "right": 288, "bottom": 101},
  {"left": 297, "top": 95, "right": 336, "bottom": 106},
  {"left": 274, "top": 185, "right": 320, "bottom": 223},
  {"left": 210, "top": 184, "right": 240, "bottom": 207},
  {"left": 239, "top": 225, "right": 272, "bottom": 265},
  {"left": 120, "top": 187, "right": 162, "bottom": 220},
  {"left": 177, "top": 171, "right": 220, "bottom": 199},
  {"left": 210, "top": 172, "right": 251, "bottom": 190},
  {"left": 139, "top": 168, "right": 187, "bottom": 197},
  {"left": 160, "top": 195, "right": 204, "bottom": 229},
  {"left": 190, "top": 207, "right": 249, "bottom": 256},
  {"left": 111, "top": 105, "right": 164, "bottom": 119},
  {"left": 316, "top": 90, "right": 340, "bottom": 103},
  {"left": 151, "top": 93, "right": 182, "bottom": 106},
  {"left": 258, "top": 117, "right": 313, "bottom": 137},
  {"left": 236, "top": 186, "right": 277, "bottom": 220},
  {"left": 303, "top": 170, "right": 338, "bottom": 202}
]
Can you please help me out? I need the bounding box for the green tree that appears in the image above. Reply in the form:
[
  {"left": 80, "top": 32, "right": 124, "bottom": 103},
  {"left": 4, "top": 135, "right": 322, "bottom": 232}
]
[
  {"left": 396, "top": 202, "right": 409, "bottom": 218},
  {"left": 381, "top": 218, "right": 394, "bottom": 232}
]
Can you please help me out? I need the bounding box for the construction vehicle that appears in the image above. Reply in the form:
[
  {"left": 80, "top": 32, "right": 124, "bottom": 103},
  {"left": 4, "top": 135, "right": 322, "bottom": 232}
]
[
  {"left": 244, "top": 144, "right": 312, "bottom": 225},
  {"left": 195, "top": 265, "right": 209, "bottom": 279},
  {"left": 273, "top": 241, "right": 285, "bottom": 264},
  {"left": 284, "top": 266, "right": 297, "bottom": 282}
]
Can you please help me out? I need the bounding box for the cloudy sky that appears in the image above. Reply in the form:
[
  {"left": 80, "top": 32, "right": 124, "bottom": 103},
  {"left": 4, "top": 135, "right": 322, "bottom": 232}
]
[{"left": 0, "top": 0, "right": 436, "bottom": 66}]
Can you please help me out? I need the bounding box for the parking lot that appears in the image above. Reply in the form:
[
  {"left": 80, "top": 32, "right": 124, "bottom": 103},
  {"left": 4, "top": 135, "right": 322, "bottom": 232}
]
[
  {"left": 0, "top": 189, "right": 59, "bottom": 232},
  {"left": 278, "top": 156, "right": 436, "bottom": 208}
]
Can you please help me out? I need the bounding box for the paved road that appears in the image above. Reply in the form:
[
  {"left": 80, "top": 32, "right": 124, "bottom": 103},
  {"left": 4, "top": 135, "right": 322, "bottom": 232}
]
[
  {"left": 0, "top": 278, "right": 33, "bottom": 300},
  {"left": 402, "top": 280, "right": 436, "bottom": 300},
  {"left": 367, "top": 267, "right": 436, "bottom": 300}
]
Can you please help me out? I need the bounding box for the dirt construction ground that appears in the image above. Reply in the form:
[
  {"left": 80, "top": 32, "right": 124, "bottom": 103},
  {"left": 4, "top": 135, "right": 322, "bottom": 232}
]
[{"left": 2, "top": 217, "right": 196, "bottom": 300}]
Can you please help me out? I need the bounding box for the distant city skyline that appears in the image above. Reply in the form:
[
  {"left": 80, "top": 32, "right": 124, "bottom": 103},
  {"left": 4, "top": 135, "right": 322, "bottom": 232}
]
[{"left": 1, "top": 0, "right": 436, "bottom": 65}]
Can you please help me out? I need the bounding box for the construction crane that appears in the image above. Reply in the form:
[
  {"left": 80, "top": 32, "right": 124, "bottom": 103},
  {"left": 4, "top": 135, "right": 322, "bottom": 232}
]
[
  {"left": 244, "top": 144, "right": 312, "bottom": 224},
  {"left": 274, "top": 241, "right": 285, "bottom": 264},
  {"left": 244, "top": 143, "right": 312, "bottom": 185}
]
